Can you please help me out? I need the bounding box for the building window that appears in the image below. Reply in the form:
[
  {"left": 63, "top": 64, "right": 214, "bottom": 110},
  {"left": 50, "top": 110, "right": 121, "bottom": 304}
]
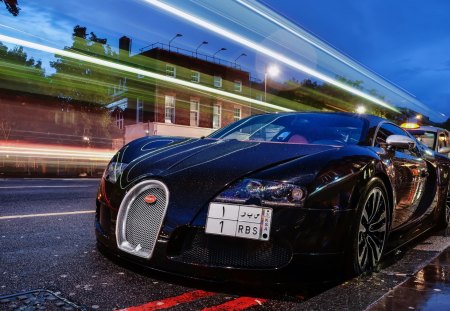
[
  {"left": 166, "top": 64, "right": 176, "bottom": 77},
  {"left": 213, "top": 103, "right": 221, "bottom": 129},
  {"left": 164, "top": 95, "right": 175, "bottom": 123},
  {"left": 190, "top": 98, "right": 200, "bottom": 127},
  {"left": 113, "top": 78, "right": 127, "bottom": 95},
  {"left": 233, "top": 107, "right": 242, "bottom": 122},
  {"left": 191, "top": 71, "right": 200, "bottom": 83},
  {"left": 116, "top": 110, "right": 124, "bottom": 129},
  {"left": 213, "top": 76, "right": 222, "bottom": 88},
  {"left": 255, "top": 94, "right": 263, "bottom": 101},
  {"left": 234, "top": 80, "right": 242, "bottom": 92},
  {"left": 136, "top": 98, "right": 144, "bottom": 123}
]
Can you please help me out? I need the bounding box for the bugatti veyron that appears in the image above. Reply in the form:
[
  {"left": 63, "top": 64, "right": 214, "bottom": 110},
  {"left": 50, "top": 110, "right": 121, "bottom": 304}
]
[{"left": 95, "top": 112, "right": 450, "bottom": 282}]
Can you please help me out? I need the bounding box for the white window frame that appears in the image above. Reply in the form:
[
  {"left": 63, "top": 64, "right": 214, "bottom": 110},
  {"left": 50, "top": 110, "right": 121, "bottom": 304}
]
[
  {"left": 234, "top": 80, "right": 242, "bottom": 92},
  {"left": 191, "top": 71, "right": 200, "bottom": 83},
  {"left": 166, "top": 64, "right": 176, "bottom": 77},
  {"left": 116, "top": 110, "right": 124, "bottom": 129},
  {"left": 213, "top": 103, "right": 222, "bottom": 129},
  {"left": 190, "top": 98, "right": 200, "bottom": 127},
  {"left": 136, "top": 98, "right": 144, "bottom": 123},
  {"left": 233, "top": 107, "right": 242, "bottom": 122},
  {"left": 213, "top": 76, "right": 222, "bottom": 88},
  {"left": 164, "top": 95, "right": 176, "bottom": 123}
]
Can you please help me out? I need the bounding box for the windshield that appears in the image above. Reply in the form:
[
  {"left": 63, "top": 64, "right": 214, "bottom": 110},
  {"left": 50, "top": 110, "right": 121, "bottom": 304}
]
[
  {"left": 408, "top": 130, "right": 437, "bottom": 150},
  {"left": 208, "top": 113, "right": 366, "bottom": 145}
]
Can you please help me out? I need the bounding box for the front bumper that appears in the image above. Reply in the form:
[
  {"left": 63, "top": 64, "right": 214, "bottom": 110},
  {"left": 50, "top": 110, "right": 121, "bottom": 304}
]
[{"left": 95, "top": 198, "right": 354, "bottom": 283}]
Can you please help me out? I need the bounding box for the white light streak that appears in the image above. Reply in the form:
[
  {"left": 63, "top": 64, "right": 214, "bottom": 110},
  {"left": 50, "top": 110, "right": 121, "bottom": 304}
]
[
  {"left": 0, "top": 145, "right": 114, "bottom": 160},
  {"left": 0, "top": 210, "right": 95, "bottom": 220},
  {"left": 142, "top": 0, "right": 399, "bottom": 112},
  {"left": 0, "top": 186, "right": 90, "bottom": 189},
  {"left": 234, "top": 0, "right": 416, "bottom": 99},
  {"left": 0, "top": 34, "right": 292, "bottom": 113}
]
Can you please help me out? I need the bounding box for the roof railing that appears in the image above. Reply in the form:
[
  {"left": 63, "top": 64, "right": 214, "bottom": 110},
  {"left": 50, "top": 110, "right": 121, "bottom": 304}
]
[{"left": 139, "top": 42, "right": 242, "bottom": 70}]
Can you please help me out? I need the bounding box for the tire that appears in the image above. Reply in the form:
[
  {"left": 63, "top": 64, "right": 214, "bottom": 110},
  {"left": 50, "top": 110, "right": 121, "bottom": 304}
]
[
  {"left": 437, "top": 182, "right": 450, "bottom": 229},
  {"left": 345, "top": 178, "right": 389, "bottom": 276}
]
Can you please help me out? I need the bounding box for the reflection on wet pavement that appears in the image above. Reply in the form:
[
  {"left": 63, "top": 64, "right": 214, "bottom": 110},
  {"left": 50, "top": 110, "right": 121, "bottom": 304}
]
[{"left": 368, "top": 247, "right": 450, "bottom": 311}]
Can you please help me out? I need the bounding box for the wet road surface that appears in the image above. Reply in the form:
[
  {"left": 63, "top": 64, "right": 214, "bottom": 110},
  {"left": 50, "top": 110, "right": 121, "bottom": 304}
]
[{"left": 0, "top": 178, "right": 449, "bottom": 310}]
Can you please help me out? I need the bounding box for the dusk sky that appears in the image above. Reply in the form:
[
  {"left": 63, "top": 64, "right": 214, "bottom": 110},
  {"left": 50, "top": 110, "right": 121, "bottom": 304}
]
[
  {"left": 1, "top": 0, "right": 449, "bottom": 121},
  {"left": 265, "top": 0, "right": 450, "bottom": 119}
]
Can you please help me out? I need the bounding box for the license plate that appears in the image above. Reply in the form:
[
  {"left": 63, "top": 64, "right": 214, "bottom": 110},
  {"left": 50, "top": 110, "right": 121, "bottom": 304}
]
[{"left": 205, "top": 203, "right": 272, "bottom": 241}]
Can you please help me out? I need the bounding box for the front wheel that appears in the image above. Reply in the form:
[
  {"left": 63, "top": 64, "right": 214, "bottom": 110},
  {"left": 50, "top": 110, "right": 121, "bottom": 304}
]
[{"left": 346, "top": 178, "right": 389, "bottom": 276}]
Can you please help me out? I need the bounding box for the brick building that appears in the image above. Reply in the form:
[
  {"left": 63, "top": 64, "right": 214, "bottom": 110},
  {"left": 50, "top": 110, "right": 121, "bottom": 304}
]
[{"left": 108, "top": 37, "right": 264, "bottom": 143}]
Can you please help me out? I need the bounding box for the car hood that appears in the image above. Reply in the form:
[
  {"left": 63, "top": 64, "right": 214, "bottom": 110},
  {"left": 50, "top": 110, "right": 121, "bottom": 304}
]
[{"left": 119, "top": 137, "right": 339, "bottom": 229}]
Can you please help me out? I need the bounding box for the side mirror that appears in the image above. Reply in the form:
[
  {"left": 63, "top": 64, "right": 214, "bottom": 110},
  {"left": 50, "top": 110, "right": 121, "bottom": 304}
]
[
  {"left": 438, "top": 146, "right": 450, "bottom": 154},
  {"left": 386, "top": 135, "right": 416, "bottom": 150}
]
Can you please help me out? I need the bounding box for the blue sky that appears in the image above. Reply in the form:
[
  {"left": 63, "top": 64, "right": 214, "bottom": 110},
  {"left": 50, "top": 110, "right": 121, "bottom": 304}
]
[
  {"left": 264, "top": 0, "right": 450, "bottom": 119},
  {"left": 1, "top": 0, "right": 449, "bottom": 121}
]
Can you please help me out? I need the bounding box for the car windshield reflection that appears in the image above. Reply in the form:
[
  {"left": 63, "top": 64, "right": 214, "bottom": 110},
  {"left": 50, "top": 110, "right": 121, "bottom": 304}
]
[{"left": 208, "top": 113, "right": 365, "bottom": 145}]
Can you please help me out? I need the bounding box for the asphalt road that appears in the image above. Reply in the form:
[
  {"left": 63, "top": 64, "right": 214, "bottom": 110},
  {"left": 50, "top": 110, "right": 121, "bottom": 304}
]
[{"left": 0, "top": 178, "right": 449, "bottom": 311}]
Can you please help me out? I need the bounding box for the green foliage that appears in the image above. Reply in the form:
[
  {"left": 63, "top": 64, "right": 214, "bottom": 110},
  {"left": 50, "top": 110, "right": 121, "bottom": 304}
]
[
  {"left": 0, "top": 0, "right": 20, "bottom": 16},
  {"left": 49, "top": 25, "right": 119, "bottom": 106}
]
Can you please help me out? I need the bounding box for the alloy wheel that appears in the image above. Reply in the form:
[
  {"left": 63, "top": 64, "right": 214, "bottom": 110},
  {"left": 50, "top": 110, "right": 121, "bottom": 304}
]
[{"left": 357, "top": 187, "right": 387, "bottom": 271}]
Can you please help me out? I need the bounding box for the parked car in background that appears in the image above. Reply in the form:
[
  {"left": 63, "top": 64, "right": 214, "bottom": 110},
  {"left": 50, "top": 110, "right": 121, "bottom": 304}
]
[{"left": 401, "top": 123, "right": 450, "bottom": 157}]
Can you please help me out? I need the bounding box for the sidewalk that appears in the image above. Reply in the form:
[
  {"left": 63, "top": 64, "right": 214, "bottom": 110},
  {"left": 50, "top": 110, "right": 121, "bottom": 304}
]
[{"left": 367, "top": 246, "right": 449, "bottom": 310}]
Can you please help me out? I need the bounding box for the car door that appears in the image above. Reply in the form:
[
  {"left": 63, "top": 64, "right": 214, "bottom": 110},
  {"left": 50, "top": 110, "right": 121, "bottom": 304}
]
[{"left": 374, "top": 123, "right": 428, "bottom": 229}]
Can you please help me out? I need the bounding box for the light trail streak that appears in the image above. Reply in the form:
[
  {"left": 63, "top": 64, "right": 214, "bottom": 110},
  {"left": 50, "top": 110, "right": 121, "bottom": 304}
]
[
  {"left": 142, "top": 0, "right": 399, "bottom": 113},
  {"left": 0, "top": 143, "right": 115, "bottom": 160},
  {"left": 0, "top": 186, "right": 90, "bottom": 189},
  {"left": 0, "top": 34, "right": 293, "bottom": 113},
  {"left": 0, "top": 210, "right": 95, "bottom": 220},
  {"left": 234, "top": 0, "right": 417, "bottom": 99}
]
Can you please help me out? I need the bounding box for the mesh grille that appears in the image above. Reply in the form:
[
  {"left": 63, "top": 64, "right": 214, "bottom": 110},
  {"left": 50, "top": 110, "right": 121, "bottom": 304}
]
[
  {"left": 171, "top": 229, "right": 292, "bottom": 269},
  {"left": 116, "top": 181, "right": 168, "bottom": 259},
  {"left": 125, "top": 188, "right": 166, "bottom": 253}
]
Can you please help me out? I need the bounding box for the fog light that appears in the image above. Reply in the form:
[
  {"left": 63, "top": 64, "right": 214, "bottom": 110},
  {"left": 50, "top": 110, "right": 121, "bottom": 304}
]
[{"left": 291, "top": 187, "right": 305, "bottom": 201}]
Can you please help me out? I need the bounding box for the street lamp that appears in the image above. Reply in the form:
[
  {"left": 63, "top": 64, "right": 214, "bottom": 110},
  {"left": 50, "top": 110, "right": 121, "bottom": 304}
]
[
  {"left": 195, "top": 41, "right": 208, "bottom": 56},
  {"left": 234, "top": 53, "right": 247, "bottom": 62},
  {"left": 264, "top": 65, "right": 279, "bottom": 102},
  {"left": 213, "top": 47, "right": 227, "bottom": 58},
  {"left": 168, "top": 33, "right": 182, "bottom": 50},
  {"left": 356, "top": 105, "right": 367, "bottom": 114}
]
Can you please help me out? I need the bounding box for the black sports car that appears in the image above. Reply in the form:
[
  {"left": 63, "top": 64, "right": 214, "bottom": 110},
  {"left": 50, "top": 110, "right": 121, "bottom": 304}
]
[{"left": 95, "top": 112, "right": 450, "bottom": 283}]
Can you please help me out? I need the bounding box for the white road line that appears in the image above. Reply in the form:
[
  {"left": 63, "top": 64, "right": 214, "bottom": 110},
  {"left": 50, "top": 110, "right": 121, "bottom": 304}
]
[
  {"left": 0, "top": 186, "right": 91, "bottom": 189},
  {"left": 0, "top": 210, "right": 95, "bottom": 220}
]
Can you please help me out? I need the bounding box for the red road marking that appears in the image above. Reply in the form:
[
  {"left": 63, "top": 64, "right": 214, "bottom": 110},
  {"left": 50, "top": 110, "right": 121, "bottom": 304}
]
[
  {"left": 201, "top": 297, "right": 267, "bottom": 311},
  {"left": 119, "top": 290, "right": 216, "bottom": 311}
]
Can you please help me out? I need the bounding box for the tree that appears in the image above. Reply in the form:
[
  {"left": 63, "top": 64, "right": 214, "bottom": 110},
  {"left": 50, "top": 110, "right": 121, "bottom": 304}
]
[
  {"left": 49, "top": 25, "right": 118, "bottom": 105},
  {"left": 48, "top": 25, "right": 122, "bottom": 145},
  {"left": 0, "top": 0, "right": 20, "bottom": 16},
  {"left": 0, "top": 42, "right": 46, "bottom": 94}
]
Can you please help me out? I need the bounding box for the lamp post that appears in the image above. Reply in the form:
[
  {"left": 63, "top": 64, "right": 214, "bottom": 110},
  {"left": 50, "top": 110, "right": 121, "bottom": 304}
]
[
  {"left": 195, "top": 41, "right": 208, "bottom": 57},
  {"left": 264, "top": 65, "right": 279, "bottom": 102},
  {"left": 168, "top": 33, "right": 182, "bottom": 50},
  {"left": 213, "top": 47, "right": 227, "bottom": 58},
  {"left": 234, "top": 53, "right": 247, "bottom": 62}
]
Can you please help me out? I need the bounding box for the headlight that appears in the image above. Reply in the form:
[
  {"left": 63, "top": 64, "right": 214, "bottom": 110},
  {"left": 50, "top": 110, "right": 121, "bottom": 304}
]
[
  {"left": 103, "top": 162, "right": 128, "bottom": 183},
  {"left": 214, "top": 179, "right": 307, "bottom": 208}
]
